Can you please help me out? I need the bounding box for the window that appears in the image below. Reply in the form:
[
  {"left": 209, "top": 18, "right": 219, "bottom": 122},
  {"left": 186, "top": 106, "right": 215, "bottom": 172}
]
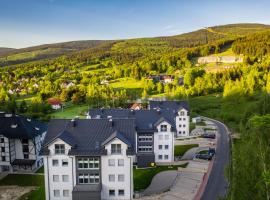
[
  {"left": 179, "top": 124, "right": 182, "bottom": 127},
  {"left": 111, "top": 144, "right": 121, "bottom": 154},
  {"left": 22, "top": 145, "right": 29, "bottom": 153},
  {"left": 62, "top": 159, "right": 68, "bottom": 167},
  {"left": 118, "top": 174, "right": 125, "bottom": 182},
  {"left": 2, "top": 156, "right": 6, "bottom": 161},
  {"left": 24, "top": 153, "right": 29, "bottom": 159},
  {"left": 22, "top": 139, "right": 28, "bottom": 144},
  {"left": 53, "top": 175, "right": 59, "bottom": 182},
  {"left": 179, "top": 118, "right": 182, "bottom": 121},
  {"left": 179, "top": 131, "right": 182, "bottom": 134},
  {"left": 52, "top": 159, "right": 59, "bottom": 166},
  {"left": 109, "top": 174, "right": 115, "bottom": 182},
  {"left": 158, "top": 135, "right": 163, "bottom": 140},
  {"left": 160, "top": 125, "right": 167, "bottom": 132},
  {"left": 1, "top": 147, "right": 5, "bottom": 152},
  {"left": 183, "top": 124, "right": 186, "bottom": 127},
  {"left": 183, "top": 131, "right": 186, "bottom": 134},
  {"left": 63, "top": 190, "right": 69, "bottom": 197},
  {"left": 158, "top": 145, "right": 162, "bottom": 150},
  {"left": 62, "top": 175, "right": 69, "bottom": 182},
  {"left": 165, "top": 135, "right": 169, "bottom": 140},
  {"left": 183, "top": 118, "right": 186, "bottom": 121},
  {"left": 78, "top": 173, "right": 99, "bottom": 184},
  {"left": 109, "top": 189, "right": 115, "bottom": 196},
  {"left": 78, "top": 158, "right": 99, "bottom": 169},
  {"left": 165, "top": 145, "right": 169, "bottom": 149},
  {"left": 118, "top": 189, "right": 125, "bottom": 196},
  {"left": 180, "top": 111, "right": 185, "bottom": 116},
  {"left": 138, "top": 134, "right": 152, "bottom": 142},
  {"left": 158, "top": 155, "right": 162, "bottom": 160},
  {"left": 0, "top": 138, "right": 4, "bottom": 143},
  {"left": 138, "top": 145, "right": 153, "bottom": 152},
  {"left": 53, "top": 190, "right": 60, "bottom": 197},
  {"left": 118, "top": 159, "right": 124, "bottom": 166},
  {"left": 108, "top": 159, "right": 115, "bottom": 166},
  {"left": 55, "top": 144, "right": 65, "bottom": 154},
  {"left": 165, "top": 155, "right": 169, "bottom": 160}
]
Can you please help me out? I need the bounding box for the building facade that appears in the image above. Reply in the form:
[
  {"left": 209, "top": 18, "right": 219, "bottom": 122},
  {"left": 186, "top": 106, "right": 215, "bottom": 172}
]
[{"left": 0, "top": 113, "right": 47, "bottom": 172}]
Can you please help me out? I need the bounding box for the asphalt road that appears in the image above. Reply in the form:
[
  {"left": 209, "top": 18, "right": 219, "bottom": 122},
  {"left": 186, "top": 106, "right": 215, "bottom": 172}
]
[{"left": 201, "top": 117, "right": 230, "bottom": 200}]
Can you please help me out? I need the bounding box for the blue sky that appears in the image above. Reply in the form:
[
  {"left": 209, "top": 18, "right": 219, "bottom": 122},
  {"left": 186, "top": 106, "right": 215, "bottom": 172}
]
[{"left": 0, "top": 0, "right": 269, "bottom": 48}]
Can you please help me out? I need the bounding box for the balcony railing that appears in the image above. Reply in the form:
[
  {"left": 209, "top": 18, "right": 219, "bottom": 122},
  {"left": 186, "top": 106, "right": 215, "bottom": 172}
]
[
  {"left": 53, "top": 149, "right": 66, "bottom": 155},
  {"left": 111, "top": 149, "right": 122, "bottom": 155}
]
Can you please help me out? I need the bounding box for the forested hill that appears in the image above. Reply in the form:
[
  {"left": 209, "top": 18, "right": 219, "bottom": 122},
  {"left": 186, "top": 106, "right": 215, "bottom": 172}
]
[{"left": 1, "top": 23, "right": 270, "bottom": 66}]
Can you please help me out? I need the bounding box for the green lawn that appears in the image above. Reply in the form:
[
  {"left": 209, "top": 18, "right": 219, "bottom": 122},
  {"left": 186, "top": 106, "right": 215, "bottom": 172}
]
[
  {"left": 110, "top": 78, "right": 144, "bottom": 89},
  {"left": 0, "top": 174, "right": 45, "bottom": 200},
  {"left": 133, "top": 163, "right": 188, "bottom": 191},
  {"left": 174, "top": 144, "right": 199, "bottom": 157},
  {"left": 49, "top": 104, "right": 89, "bottom": 119}
]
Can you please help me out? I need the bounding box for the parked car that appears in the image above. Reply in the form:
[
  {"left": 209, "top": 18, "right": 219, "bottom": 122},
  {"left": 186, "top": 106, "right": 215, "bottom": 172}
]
[
  {"left": 195, "top": 153, "right": 213, "bottom": 160},
  {"left": 209, "top": 148, "right": 216, "bottom": 156},
  {"left": 201, "top": 133, "right": 216, "bottom": 139}
]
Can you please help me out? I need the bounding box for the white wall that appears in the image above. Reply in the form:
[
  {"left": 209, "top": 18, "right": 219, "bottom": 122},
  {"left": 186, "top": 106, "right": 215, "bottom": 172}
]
[
  {"left": 153, "top": 121, "right": 174, "bottom": 163},
  {"left": 175, "top": 108, "right": 190, "bottom": 137},
  {"left": 101, "top": 138, "right": 133, "bottom": 200},
  {"left": 44, "top": 139, "right": 74, "bottom": 200}
]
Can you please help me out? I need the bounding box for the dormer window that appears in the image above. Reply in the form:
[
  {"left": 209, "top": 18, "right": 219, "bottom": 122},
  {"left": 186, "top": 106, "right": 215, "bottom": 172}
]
[
  {"left": 11, "top": 124, "right": 17, "bottom": 128},
  {"left": 111, "top": 144, "right": 121, "bottom": 154},
  {"left": 180, "top": 111, "right": 185, "bottom": 116},
  {"left": 55, "top": 144, "right": 65, "bottom": 155},
  {"left": 161, "top": 125, "right": 167, "bottom": 132}
]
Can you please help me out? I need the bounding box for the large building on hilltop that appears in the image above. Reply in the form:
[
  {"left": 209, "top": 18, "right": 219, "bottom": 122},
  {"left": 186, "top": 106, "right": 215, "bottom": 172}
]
[{"left": 0, "top": 112, "right": 47, "bottom": 172}]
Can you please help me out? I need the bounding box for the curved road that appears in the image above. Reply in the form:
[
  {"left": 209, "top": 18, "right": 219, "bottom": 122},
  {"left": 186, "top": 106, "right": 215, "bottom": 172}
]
[{"left": 201, "top": 117, "right": 231, "bottom": 200}]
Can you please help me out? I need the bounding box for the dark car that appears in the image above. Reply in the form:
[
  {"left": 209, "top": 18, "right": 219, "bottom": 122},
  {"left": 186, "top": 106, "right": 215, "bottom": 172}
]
[
  {"left": 201, "top": 133, "right": 216, "bottom": 139},
  {"left": 195, "top": 153, "right": 213, "bottom": 160}
]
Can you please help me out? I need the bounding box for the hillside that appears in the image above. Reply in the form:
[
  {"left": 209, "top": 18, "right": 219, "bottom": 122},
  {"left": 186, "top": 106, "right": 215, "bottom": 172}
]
[{"left": 1, "top": 23, "right": 270, "bottom": 66}]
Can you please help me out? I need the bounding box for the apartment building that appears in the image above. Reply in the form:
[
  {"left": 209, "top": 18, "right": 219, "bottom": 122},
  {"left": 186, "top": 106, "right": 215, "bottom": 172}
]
[
  {"left": 149, "top": 100, "right": 190, "bottom": 137},
  {"left": 41, "top": 118, "right": 135, "bottom": 200},
  {"left": 0, "top": 112, "right": 47, "bottom": 172}
]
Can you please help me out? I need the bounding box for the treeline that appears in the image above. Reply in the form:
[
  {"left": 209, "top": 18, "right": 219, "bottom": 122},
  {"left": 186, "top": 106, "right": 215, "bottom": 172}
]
[{"left": 232, "top": 31, "right": 270, "bottom": 57}]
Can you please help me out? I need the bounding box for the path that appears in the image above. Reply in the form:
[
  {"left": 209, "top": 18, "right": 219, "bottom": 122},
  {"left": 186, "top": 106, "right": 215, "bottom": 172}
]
[{"left": 142, "top": 171, "right": 178, "bottom": 196}]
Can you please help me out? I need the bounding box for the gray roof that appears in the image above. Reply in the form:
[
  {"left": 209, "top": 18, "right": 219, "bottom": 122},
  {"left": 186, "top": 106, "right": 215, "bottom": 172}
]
[
  {"left": 0, "top": 113, "right": 47, "bottom": 139},
  {"left": 42, "top": 118, "right": 136, "bottom": 156},
  {"left": 149, "top": 100, "right": 189, "bottom": 111},
  {"left": 88, "top": 109, "right": 176, "bottom": 132},
  {"left": 102, "top": 130, "right": 132, "bottom": 147}
]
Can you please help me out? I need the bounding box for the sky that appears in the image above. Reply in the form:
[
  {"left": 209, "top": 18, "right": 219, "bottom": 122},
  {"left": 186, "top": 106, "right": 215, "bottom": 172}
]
[{"left": 0, "top": 0, "right": 269, "bottom": 48}]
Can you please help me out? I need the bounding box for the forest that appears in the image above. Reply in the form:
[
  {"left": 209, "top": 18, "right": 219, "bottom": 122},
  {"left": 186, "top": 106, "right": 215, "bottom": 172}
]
[{"left": 0, "top": 23, "right": 270, "bottom": 199}]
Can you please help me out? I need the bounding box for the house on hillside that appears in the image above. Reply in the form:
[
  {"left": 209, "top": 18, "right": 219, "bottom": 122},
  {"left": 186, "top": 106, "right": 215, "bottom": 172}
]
[
  {"left": 130, "top": 103, "right": 142, "bottom": 110},
  {"left": 0, "top": 112, "right": 47, "bottom": 172},
  {"left": 48, "top": 98, "right": 62, "bottom": 110}
]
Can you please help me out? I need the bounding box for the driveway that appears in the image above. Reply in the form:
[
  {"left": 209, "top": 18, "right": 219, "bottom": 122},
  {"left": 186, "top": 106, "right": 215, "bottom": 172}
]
[
  {"left": 142, "top": 171, "right": 178, "bottom": 196},
  {"left": 200, "top": 117, "right": 230, "bottom": 200}
]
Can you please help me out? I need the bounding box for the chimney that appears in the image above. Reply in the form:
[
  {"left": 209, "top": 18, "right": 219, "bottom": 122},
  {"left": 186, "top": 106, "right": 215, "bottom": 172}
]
[
  {"left": 157, "top": 108, "right": 161, "bottom": 115},
  {"left": 109, "top": 118, "right": 114, "bottom": 127}
]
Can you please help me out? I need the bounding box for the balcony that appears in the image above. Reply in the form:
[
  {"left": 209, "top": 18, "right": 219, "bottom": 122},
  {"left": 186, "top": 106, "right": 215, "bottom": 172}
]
[
  {"left": 110, "top": 149, "right": 122, "bottom": 155},
  {"left": 53, "top": 149, "right": 66, "bottom": 155}
]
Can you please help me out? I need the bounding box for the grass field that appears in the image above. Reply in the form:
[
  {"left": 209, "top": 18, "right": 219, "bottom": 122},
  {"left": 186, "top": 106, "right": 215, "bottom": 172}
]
[
  {"left": 0, "top": 174, "right": 45, "bottom": 200},
  {"left": 110, "top": 77, "right": 144, "bottom": 89},
  {"left": 133, "top": 163, "right": 188, "bottom": 191},
  {"left": 174, "top": 144, "right": 199, "bottom": 157},
  {"left": 49, "top": 104, "right": 89, "bottom": 119}
]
